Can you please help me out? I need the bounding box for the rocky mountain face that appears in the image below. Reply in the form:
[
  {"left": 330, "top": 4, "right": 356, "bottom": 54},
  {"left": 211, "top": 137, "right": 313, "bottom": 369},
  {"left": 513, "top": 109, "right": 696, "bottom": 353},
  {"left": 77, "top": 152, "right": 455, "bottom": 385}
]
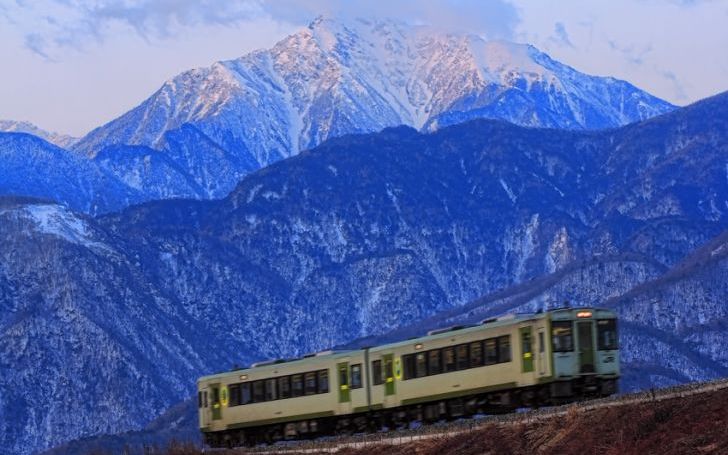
[
  {"left": 1, "top": 92, "right": 724, "bottom": 454},
  {"left": 1, "top": 17, "right": 674, "bottom": 215}
]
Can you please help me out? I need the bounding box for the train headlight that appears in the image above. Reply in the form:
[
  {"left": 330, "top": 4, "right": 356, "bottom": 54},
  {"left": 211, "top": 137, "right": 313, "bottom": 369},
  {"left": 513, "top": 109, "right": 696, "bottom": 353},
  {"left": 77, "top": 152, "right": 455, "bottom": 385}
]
[{"left": 577, "top": 311, "right": 592, "bottom": 318}]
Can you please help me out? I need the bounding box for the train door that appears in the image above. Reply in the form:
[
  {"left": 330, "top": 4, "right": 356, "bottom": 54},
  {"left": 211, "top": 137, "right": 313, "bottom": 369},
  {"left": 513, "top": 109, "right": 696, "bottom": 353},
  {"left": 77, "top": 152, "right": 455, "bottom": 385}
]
[
  {"left": 537, "top": 328, "right": 547, "bottom": 376},
  {"left": 520, "top": 327, "right": 534, "bottom": 373},
  {"left": 577, "top": 321, "right": 595, "bottom": 373},
  {"left": 337, "top": 361, "right": 353, "bottom": 414},
  {"left": 199, "top": 387, "right": 211, "bottom": 428},
  {"left": 382, "top": 353, "right": 397, "bottom": 406},
  {"left": 210, "top": 383, "right": 223, "bottom": 421}
]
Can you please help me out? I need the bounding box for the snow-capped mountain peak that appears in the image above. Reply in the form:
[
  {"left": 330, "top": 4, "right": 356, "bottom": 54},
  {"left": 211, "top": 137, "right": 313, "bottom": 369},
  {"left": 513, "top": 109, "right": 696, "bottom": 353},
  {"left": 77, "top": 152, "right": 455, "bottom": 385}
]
[{"left": 11, "top": 16, "right": 675, "bottom": 215}]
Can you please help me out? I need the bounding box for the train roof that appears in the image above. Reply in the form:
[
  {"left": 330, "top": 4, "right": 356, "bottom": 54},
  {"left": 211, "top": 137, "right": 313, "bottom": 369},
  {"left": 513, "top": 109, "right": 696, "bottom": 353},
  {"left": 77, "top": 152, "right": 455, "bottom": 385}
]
[{"left": 198, "top": 307, "right": 615, "bottom": 382}]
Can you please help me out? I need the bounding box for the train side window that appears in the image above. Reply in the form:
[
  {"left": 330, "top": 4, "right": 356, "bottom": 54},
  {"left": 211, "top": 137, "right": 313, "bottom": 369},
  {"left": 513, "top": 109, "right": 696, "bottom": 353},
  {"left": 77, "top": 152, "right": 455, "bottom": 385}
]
[
  {"left": 552, "top": 321, "right": 574, "bottom": 352},
  {"left": 456, "top": 344, "right": 469, "bottom": 370},
  {"left": 403, "top": 354, "right": 416, "bottom": 380},
  {"left": 372, "top": 360, "right": 383, "bottom": 385},
  {"left": 597, "top": 319, "right": 618, "bottom": 350},
  {"left": 203, "top": 391, "right": 208, "bottom": 408},
  {"left": 304, "top": 372, "right": 318, "bottom": 395},
  {"left": 278, "top": 376, "right": 291, "bottom": 399},
  {"left": 351, "top": 364, "right": 363, "bottom": 389},
  {"left": 318, "top": 370, "right": 329, "bottom": 393},
  {"left": 241, "top": 383, "right": 251, "bottom": 404},
  {"left": 443, "top": 347, "right": 456, "bottom": 372},
  {"left": 291, "top": 374, "right": 304, "bottom": 397},
  {"left": 213, "top": 387, "right": 220, "bottom": 405},
  {"left": 484, "top": 338, "right": 498, "bottom": 365},
  {"left": 252, "top": 381, "right": 265, "bottom": 402},
  {"left": 229, "top": 384, "right": 240, "bottom": 406},
  {"left": 469, "top": 341, "right": 483, "bottom": 367},
  {"left": 265, "top": 378, "right": 277, "bottom": 401},
  {"left": 198, "top": 391, "right": 202, "bottom": 408},
  {"left": 415, "top": 352, "right": 427, "bottom": 378},
  {"left": 428, "top": 349, "right": 441, "bottom": 375},
  {"left": 539, "top": 331, "right": 545, "bottom": 353},
  {"left": 498, "top": 335, "right": 512, "bottom": 363}
]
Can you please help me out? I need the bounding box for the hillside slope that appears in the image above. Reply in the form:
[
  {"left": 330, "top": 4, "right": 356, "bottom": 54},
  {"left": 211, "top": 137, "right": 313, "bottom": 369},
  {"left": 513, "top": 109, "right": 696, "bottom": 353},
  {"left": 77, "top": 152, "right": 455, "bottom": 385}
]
[{"left": 1, "top": 93, "right": 725, "bottom": 454}]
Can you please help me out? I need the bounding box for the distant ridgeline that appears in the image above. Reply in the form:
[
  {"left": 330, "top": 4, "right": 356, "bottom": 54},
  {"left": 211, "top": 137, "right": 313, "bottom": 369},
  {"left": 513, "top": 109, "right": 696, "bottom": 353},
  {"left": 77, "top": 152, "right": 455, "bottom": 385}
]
[
  {"left": 0, "top": 17, "right": 673, "bottom": 215},
  {"left": 0, "top": 86, "right": 726, "bottom": 455}
]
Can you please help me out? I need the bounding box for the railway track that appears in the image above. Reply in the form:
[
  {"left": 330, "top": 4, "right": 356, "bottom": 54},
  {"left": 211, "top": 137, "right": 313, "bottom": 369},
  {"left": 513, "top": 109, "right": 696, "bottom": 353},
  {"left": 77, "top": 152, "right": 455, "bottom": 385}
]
[{"left": 215, "top": 378, "right": 728, "bottom": 454}]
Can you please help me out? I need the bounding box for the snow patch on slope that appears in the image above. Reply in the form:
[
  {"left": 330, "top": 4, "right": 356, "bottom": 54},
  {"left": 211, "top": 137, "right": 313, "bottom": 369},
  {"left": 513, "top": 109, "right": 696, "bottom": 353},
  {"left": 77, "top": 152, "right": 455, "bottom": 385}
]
[{"left": 22, "top": 204, "right": 111, "bottom": 252}]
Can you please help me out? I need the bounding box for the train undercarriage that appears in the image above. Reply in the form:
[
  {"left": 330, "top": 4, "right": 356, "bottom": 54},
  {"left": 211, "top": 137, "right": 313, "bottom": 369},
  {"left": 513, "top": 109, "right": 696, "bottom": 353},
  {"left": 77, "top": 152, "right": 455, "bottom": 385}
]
[{"left": 203, "top": 376, "right": 618, "bottom": 448}]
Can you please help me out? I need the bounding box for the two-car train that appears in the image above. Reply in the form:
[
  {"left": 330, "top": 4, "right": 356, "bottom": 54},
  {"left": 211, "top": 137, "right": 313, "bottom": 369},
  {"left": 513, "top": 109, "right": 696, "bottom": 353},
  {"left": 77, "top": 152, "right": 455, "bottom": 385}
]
[{"left": 197, "top": 307, "right": 620, "bottom": 447}]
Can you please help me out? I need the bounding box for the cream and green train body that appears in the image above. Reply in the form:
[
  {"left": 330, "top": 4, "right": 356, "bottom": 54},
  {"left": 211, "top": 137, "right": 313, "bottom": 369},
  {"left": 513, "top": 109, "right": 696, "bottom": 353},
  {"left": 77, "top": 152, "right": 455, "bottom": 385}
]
[{"left": 197, "top": 307, "right": 619, "bottom": 447}]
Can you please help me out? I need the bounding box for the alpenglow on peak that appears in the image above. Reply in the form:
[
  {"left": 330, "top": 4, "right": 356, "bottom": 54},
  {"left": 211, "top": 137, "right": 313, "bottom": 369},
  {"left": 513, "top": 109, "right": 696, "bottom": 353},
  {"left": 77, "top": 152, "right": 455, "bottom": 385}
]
[{"left": 61, "top": 16, "right": 674, "bottom": 211}]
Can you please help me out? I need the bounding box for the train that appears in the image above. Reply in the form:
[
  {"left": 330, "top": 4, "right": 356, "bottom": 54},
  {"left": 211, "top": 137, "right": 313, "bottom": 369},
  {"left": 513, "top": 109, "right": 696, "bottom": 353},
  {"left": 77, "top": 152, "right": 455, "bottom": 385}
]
[{"left": 197, "top": 307, "right": 619, "bottom": 447}]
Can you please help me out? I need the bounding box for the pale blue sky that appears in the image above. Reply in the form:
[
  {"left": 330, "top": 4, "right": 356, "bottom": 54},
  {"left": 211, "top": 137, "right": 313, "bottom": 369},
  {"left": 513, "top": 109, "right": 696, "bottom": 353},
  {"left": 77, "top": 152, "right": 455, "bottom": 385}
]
[{"left": 1, "top": 0, "right": 726, "bottom": 136}]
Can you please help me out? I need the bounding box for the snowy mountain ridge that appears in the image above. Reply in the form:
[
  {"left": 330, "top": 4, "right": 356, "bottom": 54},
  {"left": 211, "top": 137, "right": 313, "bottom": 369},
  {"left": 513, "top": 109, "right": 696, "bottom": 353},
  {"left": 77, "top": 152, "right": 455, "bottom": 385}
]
[
  {"left": 0, "top": 120, "right": 78, "bottom": 149},
  {"left": 65, "top": 16, "right": 674, "bottom": 209}
]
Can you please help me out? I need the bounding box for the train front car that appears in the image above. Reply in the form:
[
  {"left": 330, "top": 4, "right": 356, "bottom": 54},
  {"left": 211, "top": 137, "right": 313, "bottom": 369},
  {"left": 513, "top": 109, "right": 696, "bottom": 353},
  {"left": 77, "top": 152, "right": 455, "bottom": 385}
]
[{"left": 549, "top": 308, "right": 619, "bottom": 400}]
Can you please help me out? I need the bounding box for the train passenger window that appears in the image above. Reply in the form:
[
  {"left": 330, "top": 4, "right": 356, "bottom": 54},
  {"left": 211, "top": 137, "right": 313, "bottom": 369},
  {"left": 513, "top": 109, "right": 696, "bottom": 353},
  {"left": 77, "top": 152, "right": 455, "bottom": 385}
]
[
  {"left": 252, "top": 381, "right": 265, "bottom": 402},
  {"left": 415, "top": 353, "right": 427, "bottom": 378},
  {"left": 351, "top": 364, "right": 363, "bottom": 389},
  {"left": 456, "top": 344, "right": 469, "bottom": 370},
  {"left": 265, "top": 379, "right": 277, "bottom": 401},
  {"left": 291, "top": 375, "right": 304, "bottom": 397},
  {"left": 484, "top": 339, "right": 498, "bottom": 365},
  {"left": 229, "top": 384, "right": 240, "bottom": 406},
  {"left": 203, "top": 391, "right": 208, "bottom": 408},
  {"left": 241, "top": 383, "right": 251, "bottom": 404},
  {"left": 470, "top": 341, "right": 483, "bottom": 367},
  {"left": 304, "top": 372, "right": 318, "bottom": 395},
  {"left": 372, "top": 360, "right": 383, "bottom": 385},
  {"left": 597, "top": 319, "right": 618, "bottom": 350},
  {"left": 403, "top": 354, "right": 416, "bottom": 380},
  {"left": 552, "top": 321, "right": 574, "bottom": 352},
  {"left": 428, "top": 350, "right": 441, "bottom": 375},
  {"left": 213, "top": 387, "right": 220, "bottom": 405},
  {"left": 318, "top": 370, "right": 329, "bottom": 393},
  {"left": 278, "top": 376, "right": 291, "bottom": 399},
  {"left": 198, "top": 391, "right": 202, "bottom": 408},
  {"left": 443, "top": 347, "right": 456, "bottom": 372},
  {"left": 498, "top": 336, "right": 512, "bottom": 363}
]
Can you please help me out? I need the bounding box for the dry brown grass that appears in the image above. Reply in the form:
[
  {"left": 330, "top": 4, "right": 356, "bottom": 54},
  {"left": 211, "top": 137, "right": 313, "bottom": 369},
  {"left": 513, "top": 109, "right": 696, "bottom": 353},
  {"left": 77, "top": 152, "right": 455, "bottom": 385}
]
[{"left": 157, "top": 387, "right": 728, "bottom": 455}]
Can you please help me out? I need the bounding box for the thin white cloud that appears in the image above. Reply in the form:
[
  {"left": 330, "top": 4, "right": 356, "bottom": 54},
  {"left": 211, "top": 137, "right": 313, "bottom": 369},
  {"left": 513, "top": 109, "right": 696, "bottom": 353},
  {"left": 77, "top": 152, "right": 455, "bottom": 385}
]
[
  {"left": 263, "top": 0, "right": 520, "bottom": 38},
  {"left": 9, "top": 0, "right": 267, "bottom": 59},
  {"left": 551, "top": 22, "right": 574, "bottom": 48},
  {"left": 24, "top": 33, "right": 53, "bottom": 60},
  {"left": 660, "top": 69, "right": 688, "bottom": 101},
  {"left": 8, "top": 0, "right": 521, "bottom": 60}
]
